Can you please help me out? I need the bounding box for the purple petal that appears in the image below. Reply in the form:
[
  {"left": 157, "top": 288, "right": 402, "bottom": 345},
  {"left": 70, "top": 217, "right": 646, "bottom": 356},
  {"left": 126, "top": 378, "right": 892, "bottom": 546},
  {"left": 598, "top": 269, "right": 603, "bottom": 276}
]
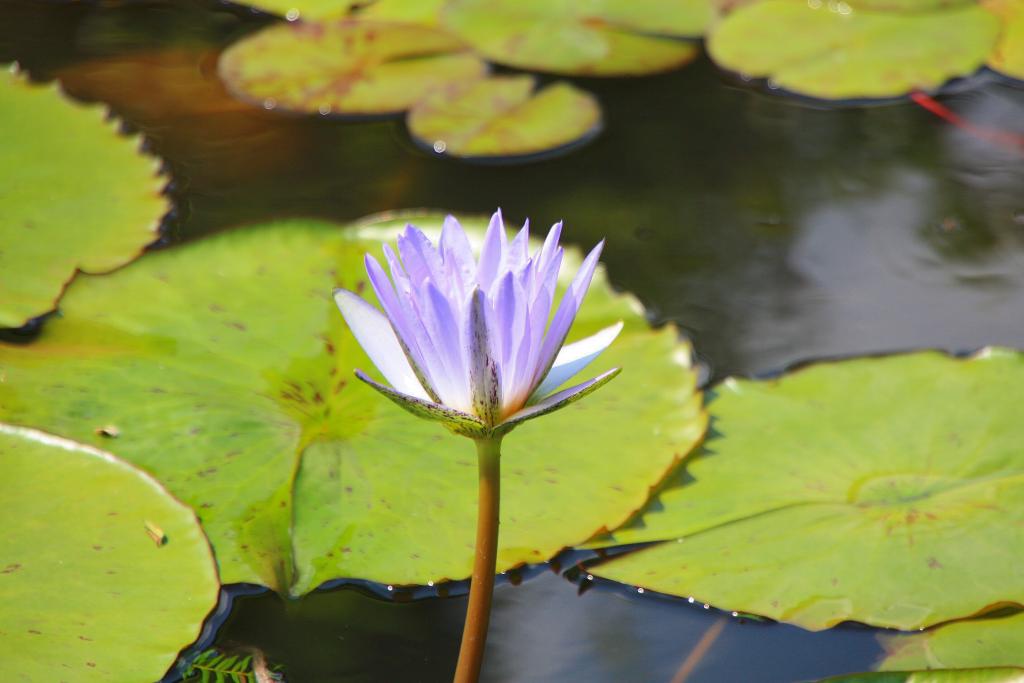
[
  {"left": 499, "top": 367, "right": 620, "bottom": 433},
  {"left": 530, "top": 240, "right": 604, "bottom": 393},
  {"left": 505, "top": 219, "right": 530, "bottom": 273},
  {"left": 422, "top": 280, "right": 471, "bottom": 410},
  {"left": 531, "top": 321, "right": 623, "bottom": 400},
  {"left": 333, "top": 289, "right": 429, "bottom": 400},
  {"left": 355, "top": 370, "right": 485, "bottom": 436},
  {"left": 397, "top": 225, "right": 444, "bottom": 289},
  {"left": 466, "top": 289, "right": 502, "bottom": 425},
  {"left": 477, "top": 209, "right": 506, "bottom": 289},
  {"left": 440, "top": 215, "right": 475, "bottom": 293},
  {"left": 364, "top": 254, "right": 441, "bottom": 402},
  {"left": 537, "top": 221, "right": 563, "bottom": 273}
]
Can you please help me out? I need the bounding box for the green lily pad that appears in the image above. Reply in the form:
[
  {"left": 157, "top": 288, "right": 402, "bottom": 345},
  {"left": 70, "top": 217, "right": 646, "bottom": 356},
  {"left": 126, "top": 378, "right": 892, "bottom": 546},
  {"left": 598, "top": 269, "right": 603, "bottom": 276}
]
[
  {"left": 406, "top": 76, "right": 602, "bottom": 160},
  {"left": 591, "top": 349, "right": 1024, "bottom": 631},
  {"left": 879, "top": 612, "right": 1024, "bottom": 670},
  {"left": 707, "top": 0, "right": 999, "bottom": 100},
  {"left": 822, "top": 669, "right": 1024, "bottom": 683},
  {"left": 0, "top": 215, "right": 706, "bottom": 595},
  {"left": 217, "top": 20, "right": 488, "bottom": 116},
  {"left": 986, "top": 0, "right": 1024, "bottom": 80},
  {"left": 357, "top": 0, "right": 447, "bottom": 25},
  {"left": 0, "top": 67, "right": 167, "bottom": 329},
  {"left": 441, "top": 0, "right": 709, "bottom": 76},
  {"left": 0, "top": 424, "right": 219, "bottom": 681}
]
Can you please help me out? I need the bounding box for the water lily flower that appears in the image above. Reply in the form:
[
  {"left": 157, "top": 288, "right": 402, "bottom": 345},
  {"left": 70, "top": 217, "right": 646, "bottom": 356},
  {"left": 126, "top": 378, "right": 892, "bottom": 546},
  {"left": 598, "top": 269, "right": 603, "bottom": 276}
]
[
  {"left": 333, "top": 210, "right": 621, "bottom": 438},
  {"left": 333, "top": 210, "right": 620, "bottom": 683}
]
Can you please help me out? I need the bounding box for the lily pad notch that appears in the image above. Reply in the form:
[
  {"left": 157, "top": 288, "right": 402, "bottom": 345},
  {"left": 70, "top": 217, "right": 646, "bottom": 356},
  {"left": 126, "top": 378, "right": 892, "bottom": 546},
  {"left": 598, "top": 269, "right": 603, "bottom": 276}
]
[{"left": 0, "top": 65, "right": 169, "bottom": 329}]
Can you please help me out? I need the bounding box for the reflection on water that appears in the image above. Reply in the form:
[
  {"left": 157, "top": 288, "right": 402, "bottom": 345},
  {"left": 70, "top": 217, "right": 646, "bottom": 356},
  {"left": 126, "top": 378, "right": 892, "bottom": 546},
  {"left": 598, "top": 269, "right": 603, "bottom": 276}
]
[
  {"left": 3, "top": 0, "right": 1023, "bottom": 680},
  {"left": 217, "top": 572, "right": 881, "bottom": 683}
]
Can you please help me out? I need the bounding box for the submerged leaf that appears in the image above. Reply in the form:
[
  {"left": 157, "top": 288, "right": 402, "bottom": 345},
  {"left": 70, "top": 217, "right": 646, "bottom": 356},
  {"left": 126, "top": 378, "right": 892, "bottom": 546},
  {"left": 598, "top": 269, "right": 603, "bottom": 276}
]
[
  {"left": 407, "top": 76, "right": 602, "bottom": 160},
  {"left": 0, "top": 425, "right": 219, "bottom": 681},
  {"left": 0, "top": 67, "right": 167, "bottom": 328},
  {"left": 0, "top": 215, "right": 706, "bottom": 595},
  {"left": 218, "top": 20, "right": 488, "bottom": 116},
  {"left": 592, "top": 350, "right": 1024, "bottom": 631},
  {"left": 708, "top": 0, "right": 999, "bottom": 100}
]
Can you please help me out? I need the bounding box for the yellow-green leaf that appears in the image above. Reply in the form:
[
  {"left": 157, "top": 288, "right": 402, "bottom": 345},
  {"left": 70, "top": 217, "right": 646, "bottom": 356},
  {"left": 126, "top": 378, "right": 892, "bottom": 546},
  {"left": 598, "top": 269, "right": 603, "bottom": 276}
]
[{"left": 0, "top": 67, "right": 167, "bottom": 328}]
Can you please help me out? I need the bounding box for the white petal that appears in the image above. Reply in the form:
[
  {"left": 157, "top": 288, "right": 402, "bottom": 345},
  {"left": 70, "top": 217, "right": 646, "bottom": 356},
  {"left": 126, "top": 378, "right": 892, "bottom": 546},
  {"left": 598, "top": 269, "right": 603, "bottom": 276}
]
[
  {"left": 334, "top": 289, "right": 429, "bottom": 400},
  {"left": 531, "top": 321, "right": 623, "bottom": 400}
]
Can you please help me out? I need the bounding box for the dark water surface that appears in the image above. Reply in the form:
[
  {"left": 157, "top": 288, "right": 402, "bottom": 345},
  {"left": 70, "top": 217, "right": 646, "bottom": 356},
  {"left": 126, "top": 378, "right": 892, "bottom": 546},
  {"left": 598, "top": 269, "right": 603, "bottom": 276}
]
[{"left": 4, "top": 2, "right": 1024, "bottom": 681}]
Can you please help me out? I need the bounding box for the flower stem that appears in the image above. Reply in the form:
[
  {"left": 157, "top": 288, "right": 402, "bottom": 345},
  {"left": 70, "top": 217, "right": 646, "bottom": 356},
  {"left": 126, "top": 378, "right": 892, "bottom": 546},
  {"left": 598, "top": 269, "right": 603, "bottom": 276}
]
[{"left": 453, "top": 435, "right": 502, "bottom": 683}]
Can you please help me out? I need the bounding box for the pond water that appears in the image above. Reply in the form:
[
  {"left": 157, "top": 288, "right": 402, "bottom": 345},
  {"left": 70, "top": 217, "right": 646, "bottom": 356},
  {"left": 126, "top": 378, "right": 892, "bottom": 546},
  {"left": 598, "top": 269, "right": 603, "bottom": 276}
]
[{"left": 4, "top": 1, "right": 1023, "bottom": 681}]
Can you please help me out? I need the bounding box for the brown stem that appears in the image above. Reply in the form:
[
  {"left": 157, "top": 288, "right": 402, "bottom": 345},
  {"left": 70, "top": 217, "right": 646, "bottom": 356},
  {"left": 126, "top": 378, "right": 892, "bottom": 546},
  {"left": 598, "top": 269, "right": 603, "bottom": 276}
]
[{"left": 453, "top": 436, "right": 502, "bottom": 683}]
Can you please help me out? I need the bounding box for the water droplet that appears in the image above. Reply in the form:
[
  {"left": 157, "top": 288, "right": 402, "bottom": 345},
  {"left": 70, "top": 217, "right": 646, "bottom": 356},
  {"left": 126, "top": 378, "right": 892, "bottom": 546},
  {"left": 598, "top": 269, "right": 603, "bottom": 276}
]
[
  {"left": 767, "top": 79, "right": 780, "bottom": 91},
  {"left": 318, "top": 103, "right": 332, "bottom": 115},
  {"left": 807, "top": 0, "right": 822, "bottom": 7},
  {"left": 703, "top": 603, "right": 710, "bottom": 609},
  {"left": 427, "top": 580, "right": 434, "bottom": 587},
  {"left": 688, "top": 597, "right": 695, "bottom": 603},
  {"left": 586, "top": 574, "right": 594, "bottom": 581},
  {"left": 837, "top": 1, "right": 852, "bottom": 14},
  {"left": 386, "top": 585, "right": 394, "bottom": 592},
  {"left": 731, "top": 611, "right": 739, "bottom": 617},
  {"left": 432, "top": 140, "right": 447, "bottom": 154},
  {"left": 285, "top": 8, "right": 300, "bottom": 20},
  {"left": 637, "top": 587, "right": 645, "bottom": 594},
  {"left": 262, "top": 98, "right": 277, "bottom": 110}
]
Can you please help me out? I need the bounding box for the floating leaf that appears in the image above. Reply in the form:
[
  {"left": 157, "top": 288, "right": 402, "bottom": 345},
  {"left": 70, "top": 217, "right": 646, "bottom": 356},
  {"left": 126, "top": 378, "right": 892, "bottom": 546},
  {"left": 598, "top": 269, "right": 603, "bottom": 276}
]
[
  {"left": 0, "top": 67, "right": 167, "bottom": 328},
  {"left": 879, "top": 612, "right": 1024, "bottom": 670},
  {"left": 0, "top": 215, "right": 706, "bottom": 595},
  {"left": 406, "top": 75, "right": 602, "bottom": 160},
  {"left": 237, "top": 0, "right": 359, "bottom": 21},
  {"left": 441, "top": 0, "right": 709, "bottom": 76},
  {"left": 821, "top": 668, "right": 1024, "bottom": 682},
  {"left": 592, "top": 350, "right": 1024, "bottom": 631},
  {"left": 357, "top": 0, "right": 447, "bottom": 25},
  {"left": 986, "top": 0, "right": 1024, "bottom": 81},
  {"left": 218, "top": 20, "right": 488, "bottom": 116},
  {"left": 842, "top": 0, "right": 976, "bottom": 11},
  {"left": 0, "top": 425, "right": 219, "bottom": 681},
  {"left": 707, "top": 1, "right": 999, "bottom": 100}
]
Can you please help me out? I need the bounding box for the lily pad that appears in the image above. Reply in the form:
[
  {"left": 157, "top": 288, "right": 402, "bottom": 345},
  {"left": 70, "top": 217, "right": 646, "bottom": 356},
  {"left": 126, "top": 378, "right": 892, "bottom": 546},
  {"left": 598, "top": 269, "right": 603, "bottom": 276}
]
[
  {"left": 879, "top": 612, "right": 1024, "bottom": 670},
  {"left": 822, "top": 669, "right": 1024, "bottom": 683},
  {"left": 0, "top": 215, "right": 706, "bottom": 595},
  {"left": 357, "top": 0, "right": 447, "bottom": 25},
  {"left": 707, "top": 0, "right": 1000, "bottom": 100},
  {"left": 441, "top": 0, "right": 708, "bottom": 76},
  {"left": 986, "top": 0, "right": 1024, "bottom": 81},
  {"left": 218, "top": 20, "right": 488, "bottom": 116},
  {"left": 0, "top": 67, "right": 167, "bottom": 329},
  {"left": 0, "top": 424, "right": 219, "bottom": 681},
  {"left": 406, "top": 76, "right": 602, "bottom": 160},
  {"left": 591, "top": 349, "right": 1024, "bottom": 631},
  {"left": 237, "top": 0, "right": 359, "bottom": 21}
]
